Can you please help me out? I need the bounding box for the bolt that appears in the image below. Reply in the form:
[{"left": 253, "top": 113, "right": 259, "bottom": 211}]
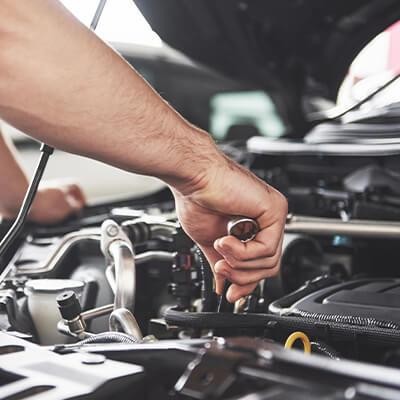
[
  {"left": 106, "top": 224, "right": 119, "bottom": 237},
  {"left": 81, "top": 353, "right": 106, "bottom": 365}
]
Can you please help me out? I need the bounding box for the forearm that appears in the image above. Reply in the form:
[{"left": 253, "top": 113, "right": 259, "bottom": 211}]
[
  {"left": 0, "top": 130, "right": 29, "bottom": 216},
  {"left": 0, "top": 0, "right": 221, "bottom": 193}
]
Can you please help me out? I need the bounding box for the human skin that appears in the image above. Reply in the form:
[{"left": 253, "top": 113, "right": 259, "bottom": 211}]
[
  {"left": 0, "top": 130, "right": 85, "bottom": 223},
  {"left": 0, "top": 0, "right": 287, "bottom": 302}
]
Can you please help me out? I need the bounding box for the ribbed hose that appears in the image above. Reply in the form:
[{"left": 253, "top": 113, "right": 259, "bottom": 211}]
[
  {"left": 291, "top": 309, "right": 400, "bottom": 330},
  {"left": 311, "top": 341, "right": 341, "bottom": 360},
  {"left": 76, "top": 332, "right": 140, "bottom": 345},
  {"left": 164, "top": 307, "right": 400, "bottom": 334}
]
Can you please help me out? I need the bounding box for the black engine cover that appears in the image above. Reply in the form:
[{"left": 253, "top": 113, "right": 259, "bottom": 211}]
[{"left": 290, "top": 279, "right": 400, "bottom": 329}]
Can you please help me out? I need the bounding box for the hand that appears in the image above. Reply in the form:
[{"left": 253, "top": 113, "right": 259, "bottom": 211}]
[
  {"left": 173, "top": 155, "right": 288, "bottom": 303},
  {"left": 28, "top": 182, "right": 86, "bottom": 224}
]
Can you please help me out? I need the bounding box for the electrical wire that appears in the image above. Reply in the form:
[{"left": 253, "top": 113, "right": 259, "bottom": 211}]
[
  {"left": 90, "top": 0, "right": 107, "bottom": 30},
  {"left": 0, "top": 144, "right": 54, "bottom": 265},
  {"left": 309, "top": 73, "right": 400, "bottom": 125},
  {"left": 284, "top": 331, "right": 311, "bottom": 354}
]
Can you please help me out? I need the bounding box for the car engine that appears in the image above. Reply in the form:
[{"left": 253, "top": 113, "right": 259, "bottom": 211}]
[{"left": 2, "top": 105, "right": 400, "bottom": 399}]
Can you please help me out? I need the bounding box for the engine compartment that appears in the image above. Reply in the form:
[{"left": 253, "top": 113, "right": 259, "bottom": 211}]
[{"left": 3, "top": 126, "right": 400, "bottom": 398}]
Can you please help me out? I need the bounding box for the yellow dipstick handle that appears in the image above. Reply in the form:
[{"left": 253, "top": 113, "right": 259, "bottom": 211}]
[{"left": 284, "top": 331, "right": 311, "bottom": 354}]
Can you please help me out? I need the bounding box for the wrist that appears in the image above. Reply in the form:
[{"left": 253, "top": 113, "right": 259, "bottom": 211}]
[{"left": 163, "top": 125, "right": 226, "bottom": 196}]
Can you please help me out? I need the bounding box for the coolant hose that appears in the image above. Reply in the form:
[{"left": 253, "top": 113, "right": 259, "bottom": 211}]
[{"left": 164, "top": 307, "right": 272, "bottom": 329}]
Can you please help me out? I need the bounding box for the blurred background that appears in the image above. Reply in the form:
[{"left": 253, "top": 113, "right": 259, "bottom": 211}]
[{"left": 3, "top": 0, "right": 399, "bottom": 203}]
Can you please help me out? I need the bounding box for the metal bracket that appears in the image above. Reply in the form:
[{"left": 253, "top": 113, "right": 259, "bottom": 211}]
[{"left": 174, "top": 339, "right": 252, "bottom": 399}]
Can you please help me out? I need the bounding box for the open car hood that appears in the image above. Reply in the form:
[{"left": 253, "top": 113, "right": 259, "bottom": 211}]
[{"left": 134, "top": 0, "right": 400, "bottom": 134}]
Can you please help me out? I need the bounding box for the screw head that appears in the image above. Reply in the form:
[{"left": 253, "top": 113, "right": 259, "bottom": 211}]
[{"left": 106, "top": 225, "right": 119, "bottom": 237}]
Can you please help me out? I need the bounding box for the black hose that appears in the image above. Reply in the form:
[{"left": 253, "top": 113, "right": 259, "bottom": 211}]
[
  {"left": 0, "top": 144, "right": 53, "bottom": 263},
  {"left": 76, "top": 332, "right": 140, "bottom": 345},
  {"left": 165, "top": 307, "right": 272, "bottom": 329},
  {"left": 163, "top": 308, "right": 400, "bottom": 348},
  {"left": 311, "top": 341, "right": 341, "bottom": 360}
]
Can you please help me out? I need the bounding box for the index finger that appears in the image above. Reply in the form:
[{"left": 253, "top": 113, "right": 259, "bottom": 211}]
[{"left": 215, "top": 221, "right": 284, "bottom": 261}]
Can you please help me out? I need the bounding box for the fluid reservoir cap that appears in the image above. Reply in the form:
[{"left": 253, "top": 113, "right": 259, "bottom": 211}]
[
  {"left": 56, "top": 290, "right": 77, "bottom": 307},
  {"left": 56, "top": 290, "right": 82, "bottom": 321},
  {"left": 24, "top": 279, "right": 84, "bottom": 295}
]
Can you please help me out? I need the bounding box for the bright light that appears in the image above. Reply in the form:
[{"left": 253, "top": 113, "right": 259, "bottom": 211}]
[{"left": 59, "top": 0, "right": 162, "bottom": 46}]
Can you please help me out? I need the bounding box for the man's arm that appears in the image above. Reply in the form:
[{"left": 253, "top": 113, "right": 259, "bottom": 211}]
[
  {"left": 0, "top": 0, "right": 287, "bottom": 302},
  {"left": 0, "top": 131, "right": 31, "bottom": 217},
  {"left": 0, "top": 0, "right": 209, "bottom": 191},
  {"left": 0, "top": 128, "right": 85, "bottom": 223}
]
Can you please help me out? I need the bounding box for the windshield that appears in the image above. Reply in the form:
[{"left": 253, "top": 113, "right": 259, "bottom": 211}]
[{"left": 337, "top": 20, "right": 400, "bottom": 110}]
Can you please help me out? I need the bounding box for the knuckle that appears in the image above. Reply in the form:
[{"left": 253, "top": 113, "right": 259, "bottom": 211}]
[
  {"left": 266, "top": 264, "right": 280, "bottom": 277},
  {"left": 213, "top": 260, "right": 225, "bottom": 274},
  {"left": 226, "top": 257, "right": 241, "bottom": 269},
  {"left": 274, "top": 190, "right": 288, "bottom": 211},
  {"left": 266, "top": 252, "right": 280, "bottom": 268},
  {"left": 229, "top": 271, "right": 247, "bottom": 286},
  {"left": 231, "top": 250, "right": 244, "bottom": 262},
  {"left": 280, "top": 194, "right": 289, "bottom": 215},
  {"left": 263, "top": 242, "right": 277, "bottom": 257}
]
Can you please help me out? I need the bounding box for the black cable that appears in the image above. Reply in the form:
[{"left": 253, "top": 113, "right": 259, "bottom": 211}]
[
  {"left": 90, "top": 0, "right": 107, "bottom": 30},
  {"left": 194, "top": 247, "right": 217, "bottom": 312},
  {"left": 309, "top": 73, "right": 400, "bottom": 126},
  {"left": 0, "top": 144, "right": 54, "bottom": 262}
]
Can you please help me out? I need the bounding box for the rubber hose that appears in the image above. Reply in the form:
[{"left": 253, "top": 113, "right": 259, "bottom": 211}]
[
  {"left": 311, "top": 341, "right": 341, "bottom": 360},
  {"left": 164, "top": 307, "right": 273, "bottom": 329}
]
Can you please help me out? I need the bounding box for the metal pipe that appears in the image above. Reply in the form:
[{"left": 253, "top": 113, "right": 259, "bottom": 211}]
[
  {"left": 105, "top": 265, "right": 116, "bottom": 294},
  {"left": 149, "top": 223, "right": 177, "bottom": 241},
  {"left": 13, "top": 228, "right": 101, "bottom": 276},
  {"left": 135, "top": 251, "right": 174, "bottom": 264},
  {"left": 57, "top": 304, "right": 113, "bottom": 339},
  {"left": 286, "top": 215, "right": 400, "bottom": 238},
  {"left": 109, "top": 240, "right": 136, "bottom": 313},
  {"left": 57, "top": 319, "right": 94, "bottom": 340},
  {"left": 81, "top": 303, "right": 114, "bottom": 321},
  {"left": 109, "top": 307, "right": 143, "bottom": 340}
]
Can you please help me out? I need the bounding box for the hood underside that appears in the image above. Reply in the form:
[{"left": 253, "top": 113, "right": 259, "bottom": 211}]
[{"left": 134, "top": 0, "right": 400, "bottom": 134}]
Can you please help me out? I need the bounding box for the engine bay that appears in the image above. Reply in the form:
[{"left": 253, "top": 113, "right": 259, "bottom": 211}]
[{"left": 3, "top": 113, "right": 400, "bottom": 398}]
